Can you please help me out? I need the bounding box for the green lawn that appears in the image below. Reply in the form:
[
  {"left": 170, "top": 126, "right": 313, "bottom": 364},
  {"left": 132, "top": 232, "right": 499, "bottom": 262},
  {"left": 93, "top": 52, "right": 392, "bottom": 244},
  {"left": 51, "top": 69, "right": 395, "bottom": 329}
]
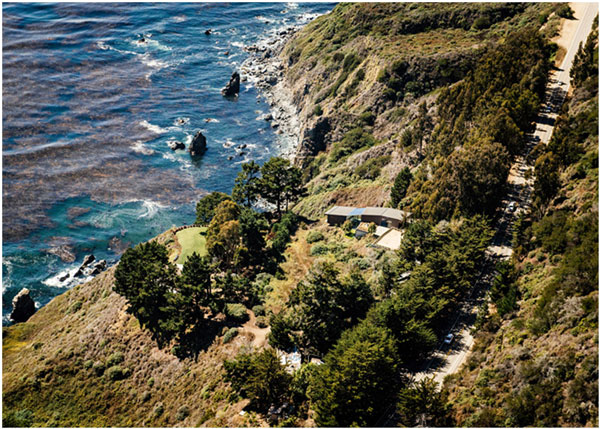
[{"left": 176, "top": 227, "right": 207, "bottom": 264}]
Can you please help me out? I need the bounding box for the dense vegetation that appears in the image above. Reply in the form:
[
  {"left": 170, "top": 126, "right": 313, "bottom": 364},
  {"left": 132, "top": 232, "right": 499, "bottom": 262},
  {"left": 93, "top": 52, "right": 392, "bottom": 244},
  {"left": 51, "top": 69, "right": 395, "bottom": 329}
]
[
  {"left": 446, "top": 19, "right": 598, "bottom": 427},
  {"left": 3, "top": 4, "right": 596, "bottom": 428},
  {"left": 406, "top": 28, "right": 553, "bottom": 220}
]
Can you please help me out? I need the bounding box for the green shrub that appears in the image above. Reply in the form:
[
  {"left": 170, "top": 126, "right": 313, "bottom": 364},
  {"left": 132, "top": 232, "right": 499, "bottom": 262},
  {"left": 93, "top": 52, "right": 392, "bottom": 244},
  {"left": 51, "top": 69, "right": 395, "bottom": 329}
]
[
  {"left": 84, "top": 360, "right": 94, "bottom": 370},
  {"left": 176, "top": 405, "right": 190, "bottom": 421},
  {"left": 107, "top": 351, "right": 124, "bottom": 367},
  {"left": 306, "top": 230, "right": 325, "bottom": 243},
  {"left": 359, "top": 111, "right": 375, "bottom": 126},
  {"left": 332, "top": 52, "right": 344, "bottom": 62},
  {"left": 314, "top": 104, "right": 323, "bottom": 116},
  {"left": 355, "top": 155, "right": 391, "bottom": 180},
  {"left": 223, "top": 328, "right": 239, "bottom": 344},
  {"left": 3, "top": 409, "right": 34, "bottom": 428},
  {"left": 256, "top": 316, "right": 268, "bottom": 328},
  {"left": 142, "top": 391, "right": 151, "bottom": 402},
  {"left": 310, "top": 243, "right": 329, "bottom": 256},
  {"left": 106, "top": 365, "right": 129, "bottom": 381},
  {"left": 153, "top": 402, "right": 164, "bottom": 418},
  {"left": 383, "top": 87, "right": 396, "bottom": 101},
  {"left": 330, "top": 128, "right": 376, "bottom": 162},
  {"left": 148, "top": 377, "right": 155, "bottom": 387},
  {"left": 68, "top": 300, "right": 82, "bottom": 314},
  {"left": 556, "top": 4, "right": 574, "bottom": 19},
  {"left": 225, "top": 304, "right": 249, "bottom": 323},
  {"left": 252, "top": 305, "right": 265, "bottom": 316},
  {"left": 92, "top": 361, "right": 105, "bottom": 376},
  {"left": 472, "top": 16, "right": 491, "bottom": 30}
]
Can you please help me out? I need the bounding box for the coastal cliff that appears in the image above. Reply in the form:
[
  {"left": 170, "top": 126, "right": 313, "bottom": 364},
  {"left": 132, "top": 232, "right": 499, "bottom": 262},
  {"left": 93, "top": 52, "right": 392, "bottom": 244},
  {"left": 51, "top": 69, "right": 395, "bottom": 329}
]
[{"left": 3, "top": 3, "right": 597, "bottom": 427}]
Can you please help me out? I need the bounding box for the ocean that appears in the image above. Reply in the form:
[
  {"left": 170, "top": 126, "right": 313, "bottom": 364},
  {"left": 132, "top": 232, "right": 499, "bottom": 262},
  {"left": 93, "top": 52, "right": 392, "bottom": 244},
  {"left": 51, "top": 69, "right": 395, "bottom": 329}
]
[{"left": 2, "top": 2, "right": 334, "bottom": 323}]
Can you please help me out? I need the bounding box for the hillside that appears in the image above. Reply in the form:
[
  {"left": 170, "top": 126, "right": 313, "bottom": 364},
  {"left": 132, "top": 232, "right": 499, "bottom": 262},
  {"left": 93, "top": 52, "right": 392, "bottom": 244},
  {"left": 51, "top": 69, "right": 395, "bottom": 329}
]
[
  {"left": 2, "top": 229, "right": 272, "bottom": 427},
  {"left": 279, "top": 2, "right": 562, "bottom": 218},
  {"left": 444, "top": 21, "right": 599, "bottom": 426},
  {"left": 3, "top": 3, "right": 597, "bottom": 428}
]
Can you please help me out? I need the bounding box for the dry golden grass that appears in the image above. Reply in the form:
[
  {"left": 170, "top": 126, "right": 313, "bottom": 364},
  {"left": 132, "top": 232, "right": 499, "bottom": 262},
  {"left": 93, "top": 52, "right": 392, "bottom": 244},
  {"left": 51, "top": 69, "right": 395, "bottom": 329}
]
[{"left": 2, "top": 259, "right": 269, "bottom": 427}]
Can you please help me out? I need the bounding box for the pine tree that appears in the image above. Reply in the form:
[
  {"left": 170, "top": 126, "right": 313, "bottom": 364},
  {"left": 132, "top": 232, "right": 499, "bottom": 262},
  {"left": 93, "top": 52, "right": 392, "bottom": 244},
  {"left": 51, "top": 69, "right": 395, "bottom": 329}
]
[{"left": 390, "top": 167, "right": 412, "bottom": 207}]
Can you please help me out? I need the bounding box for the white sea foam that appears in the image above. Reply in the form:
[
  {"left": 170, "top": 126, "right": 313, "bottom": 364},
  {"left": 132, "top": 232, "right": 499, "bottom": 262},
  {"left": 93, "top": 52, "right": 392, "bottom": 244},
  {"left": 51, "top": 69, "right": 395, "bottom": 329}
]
[
  {"left": 131, "top": 140, "right": 155, "bottom": 155},
  {"left": 222, "top": 139, "right": 235, "bottom": 148},
  {"left": 139, "top": 120, "right": 168, "bottom": 134},
  {"left": 43, "top": 266, "right": 81, "bottom": 288},
  {"left": 135, "top": 38, "right": 172, "bottom": 51},
  {"left": 137, "top": 200, "right": 165, "bottom": 219},
  {"left": 140, "top": 54, "right": 169, "bottom": 69}
]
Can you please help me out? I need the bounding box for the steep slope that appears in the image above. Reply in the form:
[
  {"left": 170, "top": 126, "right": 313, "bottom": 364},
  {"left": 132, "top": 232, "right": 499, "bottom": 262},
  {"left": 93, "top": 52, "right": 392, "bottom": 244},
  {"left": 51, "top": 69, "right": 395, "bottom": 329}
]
[
  {"left": 278, "top": 2, "right": 562, "bottom": 219},
  {"left": 444, "top": 23, "right": 598, "bottom": 426},
  {"left": 2, "top": 230, "right": 266, "bottom": 427},
  {"left": 2, "top": 3, "right": 590, "bottom": 428}
]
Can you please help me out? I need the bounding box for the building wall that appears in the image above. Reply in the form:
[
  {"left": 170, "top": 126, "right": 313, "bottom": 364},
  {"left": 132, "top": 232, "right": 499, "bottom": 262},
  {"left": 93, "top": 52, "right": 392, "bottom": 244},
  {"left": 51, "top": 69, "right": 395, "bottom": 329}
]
[
  {"left": 360, "top": 215, "right": 401, "bottom": 228},
  {"left": 327, "top": 214, "right": 348, "bottom": 225},
  {"left": 360, "top": 214, "right": 384, "bottom": 226}
]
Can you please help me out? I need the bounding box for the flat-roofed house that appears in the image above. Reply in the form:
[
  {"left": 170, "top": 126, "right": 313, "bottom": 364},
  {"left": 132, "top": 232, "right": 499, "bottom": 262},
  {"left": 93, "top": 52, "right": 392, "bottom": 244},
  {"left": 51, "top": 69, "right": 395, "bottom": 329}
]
[
  {"left": 360, "top": 207, "right": 410, "bottom": 228},
  {"left": 325, "top": 205, "right": 411, "bottom": 228},
  {"left": 325, "top": 206, "right": 355, "bottom": 225}
]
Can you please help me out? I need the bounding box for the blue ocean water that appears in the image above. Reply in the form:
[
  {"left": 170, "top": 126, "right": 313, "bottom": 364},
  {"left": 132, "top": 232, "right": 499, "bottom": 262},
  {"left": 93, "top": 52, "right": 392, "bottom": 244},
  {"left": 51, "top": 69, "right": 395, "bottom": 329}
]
[{"left": 2, "top": 2, "right": 334, "bottom": 323}]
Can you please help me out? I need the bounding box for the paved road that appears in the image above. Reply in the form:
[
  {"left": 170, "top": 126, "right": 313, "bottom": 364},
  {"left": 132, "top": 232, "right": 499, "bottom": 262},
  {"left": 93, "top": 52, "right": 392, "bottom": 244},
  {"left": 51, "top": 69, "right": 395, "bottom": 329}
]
[{"left": 413, "top": 3, "right": 597, "bottom": 389}]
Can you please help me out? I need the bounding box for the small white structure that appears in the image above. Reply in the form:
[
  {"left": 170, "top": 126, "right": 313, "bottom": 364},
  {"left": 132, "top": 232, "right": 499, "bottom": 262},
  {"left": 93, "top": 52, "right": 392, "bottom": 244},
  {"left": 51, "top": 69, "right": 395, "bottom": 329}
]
[{"left": 279, "top": 350, "right": 301, "bottom": 373}]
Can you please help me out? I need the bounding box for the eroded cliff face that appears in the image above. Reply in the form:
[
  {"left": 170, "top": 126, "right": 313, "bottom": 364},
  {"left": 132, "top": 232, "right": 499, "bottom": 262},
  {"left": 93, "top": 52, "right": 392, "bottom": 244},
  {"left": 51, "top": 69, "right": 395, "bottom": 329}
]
[{"left": 274, "top": 3, "right": 538, "bottom": 168}]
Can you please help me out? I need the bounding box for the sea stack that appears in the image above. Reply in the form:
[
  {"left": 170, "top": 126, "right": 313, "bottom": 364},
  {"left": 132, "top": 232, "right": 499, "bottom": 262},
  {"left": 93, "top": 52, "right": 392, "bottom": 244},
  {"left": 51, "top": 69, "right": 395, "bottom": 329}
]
[
  {"left": 221, "top": 72, "right": 240, "bottom": 97},
  {"left": 189, "top": 131, "right": 207, "bottom": 157},
  {"left": 10, "top": 288, "right": 36, "bottom": 323}
]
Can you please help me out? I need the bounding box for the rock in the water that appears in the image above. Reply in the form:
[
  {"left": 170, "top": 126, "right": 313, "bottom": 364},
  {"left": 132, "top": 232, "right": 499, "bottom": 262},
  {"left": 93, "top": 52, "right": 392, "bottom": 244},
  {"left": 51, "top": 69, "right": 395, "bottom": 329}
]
[
  {"left": 82, "top": 254, "right": 95, "bottom": 267},
  {"left": 10, "top": 288, "right": 36, "bottom": 323},
  {"left": 228, "top": 155, "right": 234, "bottom": 160},
  {"left": 221, "top": 72, "right": 240, "bottom": 97},
  {"left": 205, "top": 29, "right": 212, "bottom": 35},
  {"left": 59, "top": 273, "right": 70, "bottom": 282},
  {"left": 168, "top": 140, "right": 185, "bottom": 151},
  {"left": 89, "top": 260, "right": 107, "bottom": 276},
  {"left": 189, "top": 131, "right": 207, "bottom": 157}
]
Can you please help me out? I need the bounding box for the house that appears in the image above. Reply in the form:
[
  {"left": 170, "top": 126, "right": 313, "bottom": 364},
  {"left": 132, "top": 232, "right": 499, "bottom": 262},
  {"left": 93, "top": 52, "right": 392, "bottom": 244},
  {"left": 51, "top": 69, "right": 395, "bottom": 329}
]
[{"left": 325, "top": 205, "right": 411, "bottom": 228}]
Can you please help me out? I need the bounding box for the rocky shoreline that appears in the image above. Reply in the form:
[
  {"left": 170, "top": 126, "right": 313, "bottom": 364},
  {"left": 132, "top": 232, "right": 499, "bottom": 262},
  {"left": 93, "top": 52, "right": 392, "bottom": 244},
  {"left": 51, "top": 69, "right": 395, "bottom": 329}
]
[{"left": 240, "top": 21, "right": 312, "bottom": 160}]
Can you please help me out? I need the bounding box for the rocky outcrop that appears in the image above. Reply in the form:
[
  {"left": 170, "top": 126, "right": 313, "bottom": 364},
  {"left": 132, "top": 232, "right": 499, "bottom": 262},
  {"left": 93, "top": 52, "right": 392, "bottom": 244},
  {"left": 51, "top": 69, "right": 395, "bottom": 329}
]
[
  {"left": 296, "top": 117, "right": 331, "bottom": 163},
  {"left": 74, "top": 254, "right": 107, "bottom": 278},
  {"left": 167, "top": 140, "right": 185, "bottom": 151},
  {"left": 10, "top": 288, "right": 36, "bottom": 323},
  {"left": 189, "top": 131, "right": 207, "bottom": 157},
  {"left": 82, "top": 254, "right": 95, "bottom": 266},
  {"left": 221, "top": 72, "right": 240, "bottom": 97}
]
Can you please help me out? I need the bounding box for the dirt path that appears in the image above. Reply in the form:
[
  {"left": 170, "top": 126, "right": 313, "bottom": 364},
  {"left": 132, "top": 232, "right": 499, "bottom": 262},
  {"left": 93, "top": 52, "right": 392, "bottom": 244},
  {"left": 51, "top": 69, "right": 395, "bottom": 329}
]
[{"left": 242, "top": 310, "right": 270, "bottom": 348}]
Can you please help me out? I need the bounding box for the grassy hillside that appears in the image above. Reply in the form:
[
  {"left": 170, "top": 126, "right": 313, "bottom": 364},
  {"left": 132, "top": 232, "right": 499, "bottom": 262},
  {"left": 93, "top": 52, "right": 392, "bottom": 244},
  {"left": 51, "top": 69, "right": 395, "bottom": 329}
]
[
  {"left": 282, "top": 2, "right": 562, "bottom": 221},
  {"left": 3, "top": 3, "right": 594, "bottom": 428},
  {"left": 2, "top": 229, "right": 267, "bottom": 427}
]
